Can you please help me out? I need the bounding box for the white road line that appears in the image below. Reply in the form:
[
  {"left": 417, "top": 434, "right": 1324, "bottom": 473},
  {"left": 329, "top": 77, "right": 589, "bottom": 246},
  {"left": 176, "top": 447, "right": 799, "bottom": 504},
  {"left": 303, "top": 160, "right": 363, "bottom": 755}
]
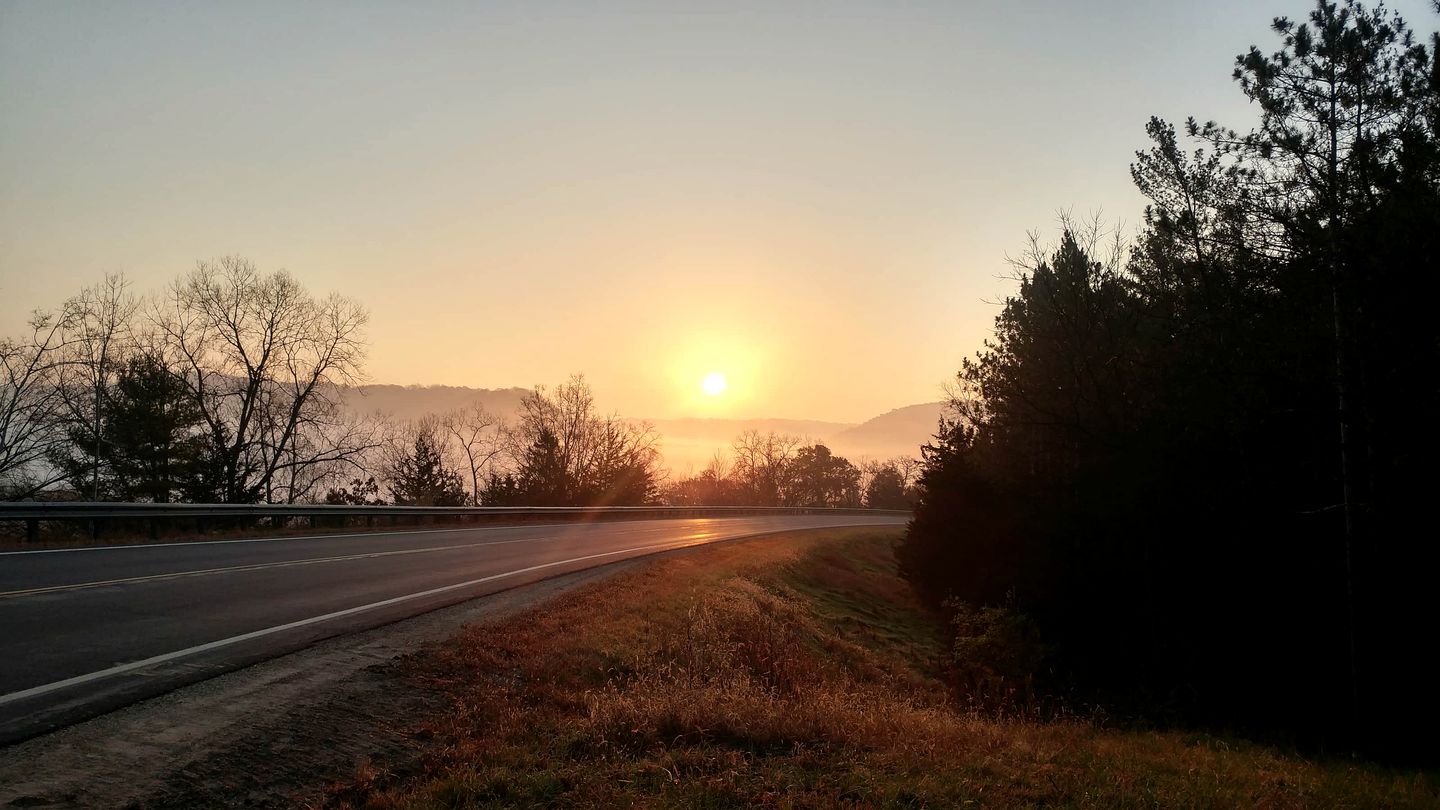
[
  {"left": 0, "top": 536, "right": 715, "bottom": 707},
  {"left": 0, "top": 523, "right": 557, "bottom": 557},
  {"left": 0, "top": 535, "right": 574, "bottom": 599}
]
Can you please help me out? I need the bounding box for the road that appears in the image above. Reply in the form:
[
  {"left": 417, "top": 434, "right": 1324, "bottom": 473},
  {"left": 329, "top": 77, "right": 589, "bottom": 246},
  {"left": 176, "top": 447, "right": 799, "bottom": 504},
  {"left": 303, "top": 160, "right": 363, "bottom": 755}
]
[{"left": 0, "top": 514, "right": 905, "bottom": 744}]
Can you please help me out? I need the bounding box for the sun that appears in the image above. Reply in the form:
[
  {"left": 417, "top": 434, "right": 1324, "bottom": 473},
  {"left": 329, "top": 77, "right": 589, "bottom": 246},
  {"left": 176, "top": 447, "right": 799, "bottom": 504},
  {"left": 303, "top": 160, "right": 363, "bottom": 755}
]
[{"left": 701, "top": 372, "right": 727, "bottom": 397}]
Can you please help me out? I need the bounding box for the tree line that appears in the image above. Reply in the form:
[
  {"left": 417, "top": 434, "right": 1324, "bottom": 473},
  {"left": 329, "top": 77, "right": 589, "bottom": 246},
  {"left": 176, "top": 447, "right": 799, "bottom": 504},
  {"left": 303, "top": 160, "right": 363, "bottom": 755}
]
[
  {"left": 899, "top": 0, "right": 1439, "bottom": 761},
  {"left": 334, "top": 376, "right": 670, "bottom": 508},
  {"left": 343, "top": 394, "right": 916, "bottom": 510},
  {"left": 664, "top": 432, "right": 918, "bottom": 510},
  {"left": 2, "top": 258, "right": 373, "bottom": 504},
  {"left": 2, "top": 270, "right": 913, "bottom": 510}
]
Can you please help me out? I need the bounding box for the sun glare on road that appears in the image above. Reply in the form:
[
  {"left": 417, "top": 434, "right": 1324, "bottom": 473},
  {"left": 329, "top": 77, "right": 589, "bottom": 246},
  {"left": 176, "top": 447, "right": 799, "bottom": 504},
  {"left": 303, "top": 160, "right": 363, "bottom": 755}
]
[{"left": 701, "top": 372, "right": 727, "bottom": 396}]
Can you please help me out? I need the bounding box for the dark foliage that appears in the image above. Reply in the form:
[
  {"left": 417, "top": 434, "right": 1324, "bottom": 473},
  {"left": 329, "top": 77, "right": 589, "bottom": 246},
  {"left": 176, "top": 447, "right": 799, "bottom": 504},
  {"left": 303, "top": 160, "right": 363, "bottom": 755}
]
[
  {"left": 387, "top": 428, "right": 466, "bottom": 507},
  {"left": 784, "top": 443, "right": 862, "bottom": 507},
  {"left": 324, "top": 476, "right": 384, "bottom": 506},
  {"left": 863, "top": 464, "right": 912, "bottom": 510},
  {"left": 663, "top": 436, "right": 886, "bottom": 508},
  {"left": 52, "top": 353, "right": 211, "bottom": 502},
  {"left": 487, "top": 377, "right": 662, "bottom": 507},
  {"left": 478, "top": 471, "right": 523, "bottom": 506},
  {"left": 513, "top": 428, "right": 568, "bottom": 506},
  {"left": 665, "top": 466, "right": 748, "bottom": 506},
  {"left": 900, "top": 0, "right": 1440, "bottom": 761},
  {"left": 946, "top": 598, "right": 1053, "bottom": 716}
]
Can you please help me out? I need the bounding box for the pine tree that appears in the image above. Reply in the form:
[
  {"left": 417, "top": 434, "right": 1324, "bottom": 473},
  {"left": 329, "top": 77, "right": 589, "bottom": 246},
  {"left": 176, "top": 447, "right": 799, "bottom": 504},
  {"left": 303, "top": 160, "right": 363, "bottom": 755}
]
[
  {"left": 54, "top": 353, "right": 207, "bottom": 502},
  {"left": 388, "top": 428, "right": 466, "bottom": 506}
]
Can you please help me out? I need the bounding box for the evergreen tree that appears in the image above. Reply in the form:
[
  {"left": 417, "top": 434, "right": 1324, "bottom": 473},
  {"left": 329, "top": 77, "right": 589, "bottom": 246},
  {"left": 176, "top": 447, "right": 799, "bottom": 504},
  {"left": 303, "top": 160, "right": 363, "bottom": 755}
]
[
  {"left": 900, "top": 1, "right": 1439, "bottom": 758},
  {"left": 54, "top": 353, "right": 207, "bottom": 502},
  {"left": 388, "top": 427, "right": 466, "bottom": 507},
  {"left": 479, "top": 471, "right": 523, "bottom": 506},
  {"left": 515, "top": 428, "right": 568, "bottom": 506},
  {"left": 863, "top": 464, "right": 910, "bottom": 510}
]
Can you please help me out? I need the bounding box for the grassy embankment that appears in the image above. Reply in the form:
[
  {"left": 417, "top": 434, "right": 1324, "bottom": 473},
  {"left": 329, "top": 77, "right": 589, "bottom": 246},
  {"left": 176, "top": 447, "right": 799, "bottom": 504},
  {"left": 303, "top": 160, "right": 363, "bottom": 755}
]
[{"left": 319, "top": 527, "right": 1436, "bottom": 808}]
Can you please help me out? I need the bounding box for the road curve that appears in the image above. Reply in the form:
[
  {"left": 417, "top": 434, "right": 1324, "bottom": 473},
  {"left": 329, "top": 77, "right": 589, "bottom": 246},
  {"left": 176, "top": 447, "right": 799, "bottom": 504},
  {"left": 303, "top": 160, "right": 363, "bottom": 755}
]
[{"left": 0, "top": 514, "right": 905, "bottom": 744}]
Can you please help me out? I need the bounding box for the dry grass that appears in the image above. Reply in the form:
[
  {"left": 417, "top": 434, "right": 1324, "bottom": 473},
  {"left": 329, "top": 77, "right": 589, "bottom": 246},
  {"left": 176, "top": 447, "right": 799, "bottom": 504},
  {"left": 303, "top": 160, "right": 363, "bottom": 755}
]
[{"left": 314, "top": 528, "right": 1437, "bottom": 809}]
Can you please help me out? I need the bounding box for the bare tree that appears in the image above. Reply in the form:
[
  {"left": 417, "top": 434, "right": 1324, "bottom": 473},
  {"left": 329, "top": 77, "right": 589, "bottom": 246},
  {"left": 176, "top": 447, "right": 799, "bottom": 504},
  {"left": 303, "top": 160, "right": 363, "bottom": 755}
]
[
  {"left": 729, "top": 430, "right": 801, "bottom": 506},
  {"left": 0, "top": 310, "right": 73, "bottom": 498},
  {"left": 150, "top": 257, "right": 374, "bottom": 503},
  {"left": 440, "top": 402, "right": 504, "bottom": 506},
  {"left": 583, "top": 411, "right": 664, "bottom": 506},
  {"left": 504, "top": 375, "right": 664, "bottom": 505},
  {"left": 55, "top": 274, "right": 138, "bottom": 499},
  {"left": 891, "top": 455, "right": 922, "bottom": 489},
  {"left": 268, "top": 405, "right": 386, "bottom": 504},
  {"left": 858, "top": 455, "right": 920, "bottom": 510},
  {"left": 510, "top": 375, "right": 595, "bottom": 489}
]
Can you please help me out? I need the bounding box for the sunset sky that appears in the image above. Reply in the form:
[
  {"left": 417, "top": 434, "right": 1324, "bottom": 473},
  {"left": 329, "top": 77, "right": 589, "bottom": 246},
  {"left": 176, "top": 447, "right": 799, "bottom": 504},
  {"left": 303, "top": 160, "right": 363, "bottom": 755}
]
[{"left": 4, "top": 1, "right": 1433, "bottom": 422}]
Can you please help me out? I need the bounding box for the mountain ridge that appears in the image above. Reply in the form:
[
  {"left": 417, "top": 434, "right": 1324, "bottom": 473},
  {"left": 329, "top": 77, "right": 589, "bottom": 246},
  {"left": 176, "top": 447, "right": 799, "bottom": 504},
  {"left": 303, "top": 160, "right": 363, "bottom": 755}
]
[{"left": 340, "top": 384, "right": 943, "bottom": 473}]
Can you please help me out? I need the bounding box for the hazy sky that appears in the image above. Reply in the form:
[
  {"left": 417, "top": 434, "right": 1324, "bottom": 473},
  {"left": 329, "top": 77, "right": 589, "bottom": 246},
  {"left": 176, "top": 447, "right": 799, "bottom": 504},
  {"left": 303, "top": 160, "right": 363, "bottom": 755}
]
[{"left": 4, "top": 1, "right": 1435, "bottom": 422}]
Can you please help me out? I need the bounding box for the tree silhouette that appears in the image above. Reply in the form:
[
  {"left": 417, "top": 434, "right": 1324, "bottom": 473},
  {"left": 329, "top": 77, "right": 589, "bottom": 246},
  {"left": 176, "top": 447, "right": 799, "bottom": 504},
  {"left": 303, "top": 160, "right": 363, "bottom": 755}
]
[
  {"left": 151, "top": 257, "right": 374, "bottom": 504},
  {"left": 500, "top": 376, "right": 662, "bottom": 506},
  {"left": 863, "top": 463, "right": 910, "bottom": 510},
  {"left": 514, "top": 428, "right": 568, "bottom": 506},
  {"left": 324, "top": 476, "right": 384, "bottom": 506},
  {"left": 387, "top": 422, "right": 466, "bottom": 507},
  {"left": 784, "top": 444, "right": 861, "bottom": 507},
  {"left": 900, "top": 0, "right": 1439, "bottom": 759}
]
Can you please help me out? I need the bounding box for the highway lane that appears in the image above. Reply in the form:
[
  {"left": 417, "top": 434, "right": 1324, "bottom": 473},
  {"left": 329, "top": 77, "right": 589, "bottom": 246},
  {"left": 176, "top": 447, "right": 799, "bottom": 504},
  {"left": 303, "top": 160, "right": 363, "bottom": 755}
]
[{"left": 0, "top": 514, "right": 905, "bottom": 743}]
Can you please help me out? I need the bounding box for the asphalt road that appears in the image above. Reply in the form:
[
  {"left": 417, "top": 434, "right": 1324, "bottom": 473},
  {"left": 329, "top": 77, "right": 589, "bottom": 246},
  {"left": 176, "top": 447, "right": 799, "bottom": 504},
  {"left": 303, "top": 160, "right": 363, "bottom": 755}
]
[{"left": 0, "top": 514, "right": 905, "bottom": 744}]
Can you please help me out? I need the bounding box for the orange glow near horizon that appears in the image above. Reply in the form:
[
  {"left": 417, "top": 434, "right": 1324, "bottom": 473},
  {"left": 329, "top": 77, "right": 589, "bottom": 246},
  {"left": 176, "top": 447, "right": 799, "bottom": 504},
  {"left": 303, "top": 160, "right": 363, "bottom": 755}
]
[
  {"left": 4, "top": 2, "right": 1338, "bottom": 423},
  {"left": 663, "top": 332, "right": 766, "bottom": 417}
]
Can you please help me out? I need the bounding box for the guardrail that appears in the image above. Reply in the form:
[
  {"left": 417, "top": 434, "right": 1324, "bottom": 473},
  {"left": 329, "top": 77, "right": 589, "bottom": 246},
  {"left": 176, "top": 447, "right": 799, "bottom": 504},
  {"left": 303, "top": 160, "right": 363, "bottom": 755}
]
[{"left": 0, "top": 502, "right": 911, "bottom": 544}]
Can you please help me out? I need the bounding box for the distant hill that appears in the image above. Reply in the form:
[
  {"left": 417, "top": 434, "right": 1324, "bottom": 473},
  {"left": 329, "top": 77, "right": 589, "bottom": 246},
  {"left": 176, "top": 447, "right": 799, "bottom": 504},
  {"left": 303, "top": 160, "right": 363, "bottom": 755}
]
[
  {"left": 340, "top": 384, "right": 941, "bottom": 475},
  {"left": 649, "top": 405, "right": 945, "bottom": 475},
  {"left": 341, "top": 384, "right": 530, "bottom": 422},
  {"left": 834, "top": 401, "right": 945, "bottom": 445},
  {"left": 826, "top": 401, "right": 945, "bottom": 464},
  {"left": 643, "top": 417, "right": 856, "bottom": 443}
]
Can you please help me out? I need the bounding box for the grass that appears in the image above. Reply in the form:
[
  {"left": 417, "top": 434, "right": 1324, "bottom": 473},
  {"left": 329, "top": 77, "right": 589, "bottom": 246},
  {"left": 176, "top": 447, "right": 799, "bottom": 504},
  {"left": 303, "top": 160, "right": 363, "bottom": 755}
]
[{"left": 314, "top": 528, "right": 1438, "bottom": 809}]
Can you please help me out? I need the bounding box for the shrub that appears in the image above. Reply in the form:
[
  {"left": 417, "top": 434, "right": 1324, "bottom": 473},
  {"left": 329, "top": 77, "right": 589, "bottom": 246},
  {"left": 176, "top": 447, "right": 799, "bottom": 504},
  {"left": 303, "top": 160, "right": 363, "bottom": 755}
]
[{"left": 946, "top": 597, "right": 1051, "bottom": 716}]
